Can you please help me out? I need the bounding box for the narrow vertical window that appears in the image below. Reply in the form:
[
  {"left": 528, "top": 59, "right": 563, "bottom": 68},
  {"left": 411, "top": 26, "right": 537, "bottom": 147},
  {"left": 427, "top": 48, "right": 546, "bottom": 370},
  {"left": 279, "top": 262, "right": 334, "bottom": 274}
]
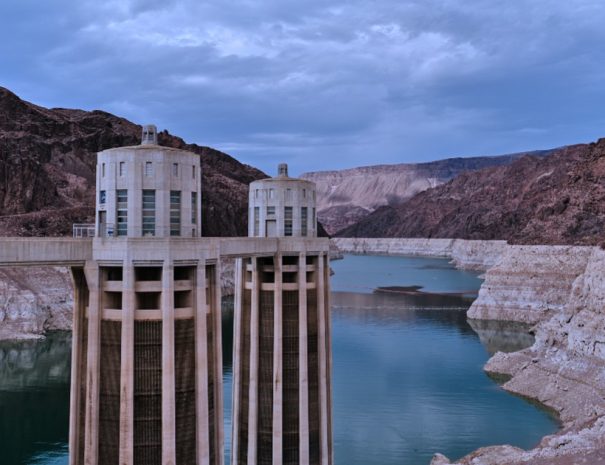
[
  {"left": 303, "top": 188, "right": 306, "bottom": 198},
  {"left": 145, "top": 162, "right": 153, "bottom": 177},
  {"left": 191, "top": 192, "right": 197, "bottom": 225},
  {"left": 284, "top": 206, "right": 293, "bottom": 236},
  {"left": 99, "top": 190, "right": 106, "bottom": 204},
  {"left": 286, "top": 188, "right": 292, "bottom": 200},
  {"left": 170, "top": 191, "right": 181, "bottom": 236},
  {"left": 102, "top": 163, "right": 106, "bottom": 177},
  {"left": 254, "top": 206, "right": 260, "bottom": 236},
  {"left": 119, "top": 162, "right": 125, "bottom": 177},
  {"left": 192, "top": 165, "right": 196, "bottom": 180},
  {"left": 269, "top": 188, "right": 275, "bottom": 199},
  {"left": 142, "top": 190, "right": 155, "bottom": 236},
  {"left": 312, "top": 207, "right": 316, "bottom": 230},
  {"left": 116, "top": 189, "right": 128, "bottom": 236},
  {"left": 173, "top": 163, "right": 179, "bottom": 177},
  {"left": 301, "top": 207, "right": 308, "bottom": 237},
  {"left": 255, "top": 189, "right": 259, "bottom": 199}
]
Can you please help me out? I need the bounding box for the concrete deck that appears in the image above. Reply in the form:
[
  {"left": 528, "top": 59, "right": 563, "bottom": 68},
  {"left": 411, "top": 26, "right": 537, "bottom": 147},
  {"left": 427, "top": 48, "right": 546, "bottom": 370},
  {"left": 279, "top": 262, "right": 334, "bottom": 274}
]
[{"left": 0, "top": 237, "right": 330, "bottom": 267}]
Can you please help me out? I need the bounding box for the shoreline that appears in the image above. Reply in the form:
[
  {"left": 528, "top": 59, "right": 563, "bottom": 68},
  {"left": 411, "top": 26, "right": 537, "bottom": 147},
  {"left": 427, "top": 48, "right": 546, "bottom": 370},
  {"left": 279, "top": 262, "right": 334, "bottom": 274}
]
[{"left": 334, "top": 238, "right": 605, "bottom": 465}]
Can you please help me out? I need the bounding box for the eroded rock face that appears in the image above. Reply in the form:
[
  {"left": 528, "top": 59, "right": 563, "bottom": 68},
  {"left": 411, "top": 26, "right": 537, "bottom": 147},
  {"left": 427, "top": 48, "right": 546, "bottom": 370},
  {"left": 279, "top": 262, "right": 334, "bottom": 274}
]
[
  {"left": 466, "top": 245, "right": 593, "bottom": 324},
  {"left": 0, "top": 267, "right": 72, "bottom": 340},
  {"left": 331, "top": 237, "right": 508, "bottom": 271},
  {"left": 337, "top": 140, "right": 605, "bottom": 246},
  {"left": 301, "top": 153, "right": 543, "bottom": 235}
]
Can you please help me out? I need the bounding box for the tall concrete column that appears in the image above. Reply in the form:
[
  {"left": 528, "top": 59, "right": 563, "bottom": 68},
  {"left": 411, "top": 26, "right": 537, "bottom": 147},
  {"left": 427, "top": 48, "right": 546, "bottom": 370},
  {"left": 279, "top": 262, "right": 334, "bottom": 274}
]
[
  {"left": 213, "top": 261, "right": 225, "bottom": 465},
  {"left": 298, "top": 253, "right": 310, "bottom": 463},
  {"left": 317, "top": 254, "right": 329, "bottom": 465},
  {"left": 247, "top": 257, "right": 260, "bottom": 465},
  {"left": 119, "top": 263, "right": 135, "bottom": 465},
  {"left": 231, "top": 259, "right": 244, "bottom": 465},
  {"left": 83, "top": 262, "right": 101, "bottom": 465},
  {"left": 196, "top": 264, "right": 210, "bottom": 465},
  {"left": 69, "top": 267, "right": 87, "bottom": 465},
  {"left": 272, "top": 254, "right": 283, "bottom": 465},
  {"left": 161, "top": 262, "right": 176, "bottom": 465},
  {"left": 324, "top": 254, "right": 334, "bottom": 464}
]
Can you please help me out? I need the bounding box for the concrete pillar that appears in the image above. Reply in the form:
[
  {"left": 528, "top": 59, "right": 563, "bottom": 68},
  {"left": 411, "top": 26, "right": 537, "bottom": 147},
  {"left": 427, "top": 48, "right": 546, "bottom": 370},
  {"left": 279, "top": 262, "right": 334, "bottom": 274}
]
[
  {"left": 83, "top": 263, "right": 101, "bottom": 465},
  {"left": 196, "top": 264, "right": 210, "bottom": 465},
  {"left": 324, "top": 254, "right": 334, "bottom": 464},
  {"left": 119, "top": 263, "right": 135, "bottom": 465},
  {"left": 161, "top": 263, "right": 176, "bottom": 465},
  {"left": 213, "top": 261, "right": 225, "bottom": 465},
  {"left": 272, "top": 254, "right": 283, "bottom": 465},
  {"left": 247, "top": 257, "right": 259, "bottom": 465},
  {"left": 298, "top": 253, "right": 310, "bottom": 463},
  {"left": 317, "top": 254, "right": 329, "bottom": 465},
  {"left": 69, "top": 267, "right": 87, "bottom": 465},
  {"left": 231, "top": 258, "right": 244, "bottom": 465}
]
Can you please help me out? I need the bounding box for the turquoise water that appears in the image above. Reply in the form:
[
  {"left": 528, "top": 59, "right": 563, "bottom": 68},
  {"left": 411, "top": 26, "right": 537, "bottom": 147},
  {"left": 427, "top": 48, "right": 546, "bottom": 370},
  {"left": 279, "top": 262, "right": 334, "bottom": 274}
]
[{"left": 0, "top": 254, "right": 558, "bottom": 465}]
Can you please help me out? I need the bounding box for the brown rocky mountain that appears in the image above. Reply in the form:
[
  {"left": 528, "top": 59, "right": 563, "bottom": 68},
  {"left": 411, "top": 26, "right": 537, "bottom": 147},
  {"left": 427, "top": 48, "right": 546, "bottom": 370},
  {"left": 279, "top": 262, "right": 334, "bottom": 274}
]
[
  {"left": 0, "top": 86, "right": 266, "bottom": 237},
  {"left": 337, "top": 139, "right": 605, "bottom": 245},
  {"left": 301, "top": 152, "right": 551, "bottom": 234}
]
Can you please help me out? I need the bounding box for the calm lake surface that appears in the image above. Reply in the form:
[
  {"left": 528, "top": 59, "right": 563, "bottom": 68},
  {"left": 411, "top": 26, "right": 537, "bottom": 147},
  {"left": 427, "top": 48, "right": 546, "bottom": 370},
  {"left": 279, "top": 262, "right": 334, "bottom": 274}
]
[{"left": 0, "top": 254, "right": 558, "bottom": 465}]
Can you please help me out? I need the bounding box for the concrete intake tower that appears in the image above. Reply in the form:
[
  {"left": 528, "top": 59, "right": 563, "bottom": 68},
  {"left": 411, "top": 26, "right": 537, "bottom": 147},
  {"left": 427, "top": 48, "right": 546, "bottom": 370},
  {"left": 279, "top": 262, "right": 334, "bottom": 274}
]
[
  {"left": 0, "top": 125, "right": 333, "bottom": 465},
  {"left": 232, "top": 164, "right": 333, "bottom": 465}
]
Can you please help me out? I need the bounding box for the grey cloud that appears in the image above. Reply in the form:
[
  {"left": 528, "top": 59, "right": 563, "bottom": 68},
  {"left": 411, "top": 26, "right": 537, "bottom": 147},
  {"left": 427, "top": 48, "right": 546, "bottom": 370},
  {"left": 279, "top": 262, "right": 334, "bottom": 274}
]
[{"left": 1, "top": 0, "right": 605, "bottom": 174}]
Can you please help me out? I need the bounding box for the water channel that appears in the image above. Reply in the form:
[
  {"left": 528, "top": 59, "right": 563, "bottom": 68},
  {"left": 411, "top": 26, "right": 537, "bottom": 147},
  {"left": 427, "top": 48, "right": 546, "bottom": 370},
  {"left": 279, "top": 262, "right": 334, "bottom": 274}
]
[{"left": 0, "top": 254, "right": 558, "bottom": 465}]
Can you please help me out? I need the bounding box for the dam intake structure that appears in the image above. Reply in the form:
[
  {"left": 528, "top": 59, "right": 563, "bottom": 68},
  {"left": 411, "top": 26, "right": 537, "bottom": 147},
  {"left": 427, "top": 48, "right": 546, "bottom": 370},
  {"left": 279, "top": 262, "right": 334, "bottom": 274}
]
[{"left": 0, "top": 125, "right": 333, "bottom": 465}]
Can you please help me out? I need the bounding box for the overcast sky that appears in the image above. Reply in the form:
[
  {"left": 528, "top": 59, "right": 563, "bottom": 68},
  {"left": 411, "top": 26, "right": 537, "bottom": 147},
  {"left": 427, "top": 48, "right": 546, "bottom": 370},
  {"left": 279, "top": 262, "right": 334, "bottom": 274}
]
[{"left": 2, "top": 0, "right": 605, "bottom": 175}]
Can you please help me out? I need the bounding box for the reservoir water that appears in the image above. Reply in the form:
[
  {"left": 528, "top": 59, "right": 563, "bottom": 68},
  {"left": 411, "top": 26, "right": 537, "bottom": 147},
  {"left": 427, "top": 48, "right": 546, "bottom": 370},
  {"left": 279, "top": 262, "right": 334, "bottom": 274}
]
[{"left": 0, "top": 254, "right": 558, "bottom": 465}]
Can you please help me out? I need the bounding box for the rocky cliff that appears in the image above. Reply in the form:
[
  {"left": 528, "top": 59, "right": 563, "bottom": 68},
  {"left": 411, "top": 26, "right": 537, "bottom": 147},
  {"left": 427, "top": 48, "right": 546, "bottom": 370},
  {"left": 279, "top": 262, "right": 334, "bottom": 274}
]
[
  {"left": 302, "top": 152, "right": 549, "bottom": 234},
  {"left": 0, "top": 86, "right": 266, "bottom": 237},
  {"left": 338, "top": 140, "right": 605, "bottom": 246}
]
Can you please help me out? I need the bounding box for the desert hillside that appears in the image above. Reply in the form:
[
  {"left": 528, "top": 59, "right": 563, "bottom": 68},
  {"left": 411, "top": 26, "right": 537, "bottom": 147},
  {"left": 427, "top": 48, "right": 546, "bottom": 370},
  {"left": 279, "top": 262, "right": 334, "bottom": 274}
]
[
  {"left": 301, "top": 152, "right": 551, "bottom": 234},
  {"left": 337, "top": 140, "right": 605, "bottom": 245}
]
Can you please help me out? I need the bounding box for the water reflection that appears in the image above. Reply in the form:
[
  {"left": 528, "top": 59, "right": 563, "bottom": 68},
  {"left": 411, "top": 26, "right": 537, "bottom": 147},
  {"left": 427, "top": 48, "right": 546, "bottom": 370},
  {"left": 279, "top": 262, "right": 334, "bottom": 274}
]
[
  {"left": 0, "top": 333, "right": 70, "bottom": 465},
  {"left": 468, "top": 319, "right": 535, "bottom": 355}
]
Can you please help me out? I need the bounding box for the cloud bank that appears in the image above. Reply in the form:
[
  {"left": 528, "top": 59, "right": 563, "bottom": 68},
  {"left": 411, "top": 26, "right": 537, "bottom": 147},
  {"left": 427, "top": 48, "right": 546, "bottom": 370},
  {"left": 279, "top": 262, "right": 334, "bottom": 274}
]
[{"left": 2, "top": 0, "right": 605, "bottom": 173}]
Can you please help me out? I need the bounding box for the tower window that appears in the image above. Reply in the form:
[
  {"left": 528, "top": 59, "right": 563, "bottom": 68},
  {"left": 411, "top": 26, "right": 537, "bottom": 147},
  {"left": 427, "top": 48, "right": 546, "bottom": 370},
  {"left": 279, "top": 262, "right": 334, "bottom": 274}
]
[
  {"left": 301, "top": 207, "right": 308, "bottom": 237},
  {"left": 145, "top": 162, "right": 153, "bottom": 177},
  {"left": 170, "top": 191, "right": 181, "bottom": 236},
  {"left": 142, "top": 190, "right": 155, "bottom": 236},
  {"left": 119, "top": 162, "right": 125, "bottom": 177},
  {"left": 192, "top": 165, "right": 196, "bottom": 180},
  {"left": 269, "top": 188, "right": 275, "bottom": 199},
  {"left": 116, "top": 189, "right": 128, "bottom": 236},
  {"left": 99, "top": 190, "right": 106, "bottom": 204},
  {"left": 284, "top": 206, "right": 293, "bottom": 236},
  {"left": 254, "top": 207, "right": 260, "bottom": 236},
  {"left": 191, "top": 192, "right": 197, "bottom": 225},
  {"left": 303, "top": 188, "right": 306, "bottom": 198},
  {"left": 173, "top": 163, "right": 179, "bottom": 177},
  {"left": 102, "top": 163, "right": 106, "bottom": 177}
]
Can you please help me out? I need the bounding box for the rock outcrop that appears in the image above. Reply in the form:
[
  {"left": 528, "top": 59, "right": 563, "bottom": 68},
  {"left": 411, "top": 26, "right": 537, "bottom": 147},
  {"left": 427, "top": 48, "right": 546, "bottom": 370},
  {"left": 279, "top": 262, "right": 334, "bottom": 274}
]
[
  {"left": 467, "top": 245, "right": 593, "bottom": 324},
  {"left": 332, "top": 237, "right": 508, "bottom": 271},
  {"left": 301, "top": 152, "right": 548, "bottom": 234},
  {"left": 337, "top": 139, "right": 605, "bottom": 246},
  {"left": 0, "top": 267, "right": 72, "bottom": 340}
]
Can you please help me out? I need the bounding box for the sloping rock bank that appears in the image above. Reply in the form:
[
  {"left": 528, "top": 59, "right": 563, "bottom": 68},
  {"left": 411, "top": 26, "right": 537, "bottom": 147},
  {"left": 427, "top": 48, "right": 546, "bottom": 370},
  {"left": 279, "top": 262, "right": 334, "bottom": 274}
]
[
  {"left": 334, "top": 238, "right": 605, "bottom": 465},
  {"left": 0, "top": 267, "right": 72, "bottom": 340}
]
